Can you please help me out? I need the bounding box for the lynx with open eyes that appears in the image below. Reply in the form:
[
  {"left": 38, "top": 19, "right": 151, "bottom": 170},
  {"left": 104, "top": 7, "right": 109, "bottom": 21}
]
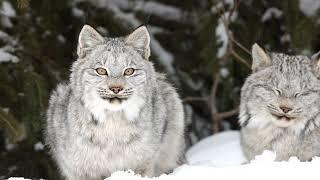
[
  {"left": 239, "top": 44, "right": 320, "bottom": 161},
  {"left": 45, "top": 25, "right": 185, "bottom": 180}
]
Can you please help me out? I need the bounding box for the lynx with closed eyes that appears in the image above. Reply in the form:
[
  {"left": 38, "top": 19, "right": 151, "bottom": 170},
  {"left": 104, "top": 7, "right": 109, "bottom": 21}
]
[{"left": 239, "top": 44, "right": 320, "bottom": 161}]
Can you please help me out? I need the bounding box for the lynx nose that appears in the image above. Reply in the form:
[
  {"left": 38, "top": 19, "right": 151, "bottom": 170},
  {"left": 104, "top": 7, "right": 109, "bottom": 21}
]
[
  {"left": 280, "top": 106, "right": 292, "bottom": 113},
  {"left": 109, "top": 86, "right": 123, "bottom": 94}
]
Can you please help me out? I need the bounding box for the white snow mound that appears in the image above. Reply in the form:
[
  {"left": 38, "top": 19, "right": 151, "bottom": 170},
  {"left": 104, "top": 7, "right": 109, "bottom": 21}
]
[
  {"left": 107, "top": 131, "right": 320, "bottom": 179},
  {"left": 108, "top": 150, "right": 320, "bottom": 180},
  {"left": 9, "top": 131, "right": 320, "bottom": 180},
  {"left": 186, "top": 130, "right": 246, "bottom": 166}
]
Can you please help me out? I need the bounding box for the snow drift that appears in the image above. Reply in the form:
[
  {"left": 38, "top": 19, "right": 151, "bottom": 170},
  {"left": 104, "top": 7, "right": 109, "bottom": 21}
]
[{"left": 8, "top": 131, "right": 320, "bottom": 180}]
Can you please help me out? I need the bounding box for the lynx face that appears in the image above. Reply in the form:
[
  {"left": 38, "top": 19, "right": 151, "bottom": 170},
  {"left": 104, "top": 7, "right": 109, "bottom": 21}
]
[
  {"left": 71, "top": 25, "right": 152, "bottom": 116},
  {"left": 240, "top": 44, "right": 320, "bottom": 133},
  {"left": 82, "top": 40, "right": 149, "bottom": 111}
]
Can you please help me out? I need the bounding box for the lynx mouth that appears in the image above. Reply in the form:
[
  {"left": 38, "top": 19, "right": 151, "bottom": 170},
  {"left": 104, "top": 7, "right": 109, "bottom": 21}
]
[
  {"left": 101, "top": 96, "right": 128, "bottom": 103},
  {"left": 272, "top": 114, "right": 294, "bottom": 121},
  {"left": 276, "top": 116, "right": 292, "bottom": 121}
]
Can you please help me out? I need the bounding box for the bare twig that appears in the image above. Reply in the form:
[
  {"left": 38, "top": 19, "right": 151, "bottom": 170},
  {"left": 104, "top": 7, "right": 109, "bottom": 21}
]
[
  {"left": 218, "top": 0, "right": 251, "bottom": 69},
  {"left": 210, "top": 73, "right": 220, "bottom": 133},
  {"left": 209, "top": 0, "right": 246, "bottom": 133},
  {"left": 228, "top": 0, "right": 241, "bottom": 22},
  {"left": 231, "top": 49, "right": 251, "bottom": 68},
  {"left": 211, "top": 74, "right": 220, "bottom": 101},
  {"left": 229, "top": 36, "right": 251, "bottom": 55},
  {"left": 213, "top": 107, "right": 239, "bottom": 120},
  {"left": 0, "top": 112, "right": 18, "bottom": 137}
]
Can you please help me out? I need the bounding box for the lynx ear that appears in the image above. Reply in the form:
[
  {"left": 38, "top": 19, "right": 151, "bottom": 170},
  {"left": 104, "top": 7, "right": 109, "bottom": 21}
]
[
  {"left": 125, "top": 26, "right": 151, "bottom": 60},
  {"left": 311, "top": 50, "right": 320, "bottom": 74},
  {"left": 311, "top": 50, "right": 320, "bottom": 62},
  {"left": 251, "top": 43, "right": 272, "bottom": 72},
  {"left": 77, "top": 25, "right": 105, "bottom": 57}
]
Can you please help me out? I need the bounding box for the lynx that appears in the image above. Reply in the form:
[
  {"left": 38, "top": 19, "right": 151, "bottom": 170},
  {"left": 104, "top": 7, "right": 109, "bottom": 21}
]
[
  {"left": 239, "top": 44, "right": 320, "bottom": 161},
  {"left": 45, "top": 25, "right": 185, "bottom": 180}
]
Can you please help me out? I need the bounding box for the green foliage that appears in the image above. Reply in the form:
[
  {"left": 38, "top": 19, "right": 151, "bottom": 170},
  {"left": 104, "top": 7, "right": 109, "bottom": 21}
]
[
  {"left": 196, "top": 13, "right": 219, "bottom": 74},
  {"left": 282, "top": 0, "right": 314, "bottom": 52},
  {"left": 20, "top": 71, "right": 49, "bottom": 144}
]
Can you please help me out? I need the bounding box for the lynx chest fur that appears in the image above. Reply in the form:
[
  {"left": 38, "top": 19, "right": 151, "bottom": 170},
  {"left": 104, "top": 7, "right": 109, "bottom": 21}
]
[{"left": 65, "top": 113, "right": 153, "bottom": 177}]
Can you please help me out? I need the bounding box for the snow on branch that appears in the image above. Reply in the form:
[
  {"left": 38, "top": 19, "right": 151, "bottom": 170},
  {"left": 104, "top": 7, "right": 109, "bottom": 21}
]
[
  {"left": 0, "top": 30, "right": 19, "bottom": 63},
  {"left": 261, "top": 7, "right": 283, "bottom": 22},
  {"left": 299, "top": 0, "right": 320, "bottom": 17},
  {"left": 0, "top": 1, "right": 16, "bottom": 28},
  {"left": 100, "top": 0, "right": 183, "bottom": 22}
]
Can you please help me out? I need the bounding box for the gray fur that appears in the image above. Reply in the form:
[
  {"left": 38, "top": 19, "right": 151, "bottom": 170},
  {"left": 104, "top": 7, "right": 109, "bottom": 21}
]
[
  {"left": 239, "top": 43, "right": 320, "bottom": 161},
  {"left": 45, "top": 25, "right": 185, "bottom": 180}
]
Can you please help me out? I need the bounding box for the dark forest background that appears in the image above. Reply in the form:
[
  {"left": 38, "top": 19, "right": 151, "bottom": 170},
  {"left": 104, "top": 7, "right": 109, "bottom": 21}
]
[{"left": 1, "top": 0, "right": 320, "bottom": 179}]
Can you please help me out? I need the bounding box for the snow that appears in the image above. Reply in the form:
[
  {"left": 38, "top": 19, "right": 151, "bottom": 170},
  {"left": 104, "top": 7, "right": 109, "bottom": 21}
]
[
  {"left": 107, "top": 131, "right": 320, "bottom": 179},
  {"left": 2, "top": 107, "right": 9, "bottom": 113},
  {"left": 8, "top": 131, "right": 320, "bottom": 179},
  {"left": 1, "top": 1, "right": 16, "bottom": 18},
  {"left": 8, "top": 166, "right": 17, "bottom": 173},
  {"left": 211, "top": 0, "right": 235, "bottom": 13},
  {"left": 33, "top": 142, "right": 44, "bottom": 151},
  {"left": 0, "top": 30, "right": 17, "bottom": 43},
  {"left": 133, "top": 1, "right": 182, "bottom": 22},
  {"left": 5, "top": 142, "right": 16, "bottom": 151},
  {"left": 0, "top": 30, "right": 19, "bottom": 63},
  {"left": 215, "top": 20, "right": 228, "bottom": 58},
  {"left": 215, "top": 10, "right": 238, "bottom": 58},
  {"left": 108, "top": 150, "right": 320, "bottom": 179},
  {"left": 0, "top": 48, "right": 19, "bottom": 63},
  {"left": 57, "top": 35, "right": 66, "bottom": 43},
  {"left": 224, "top": 0, "right": 235, "bottom": 7},
  {"left": 299, "top": 0, "right": 320, "bottom": 17},
  {"left": 0, "top": 1, "right": 16, "bottom": 28},
  {"left": 261, "top": 7, "right": 283, "bottom": 22},
  {"left": 72, "top": 7, "right": 85, "bottom": 18},
  {"left": 186, "top": 131, "right": 246, "bottom": 166},
  {"left": 280, "top": 33, "right": 291, "bottom": 43},
  {"left": 220, "top": 67, "right": 230, "bottom": 78},
  {"left": 1, "top": 15, "right": 13, "bottom": 28},
  {"left": 97, "top": 0, "right": 183, "bottom": 22}
]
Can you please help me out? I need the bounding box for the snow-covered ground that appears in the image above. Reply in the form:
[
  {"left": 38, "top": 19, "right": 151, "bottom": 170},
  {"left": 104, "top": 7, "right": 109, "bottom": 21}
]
[
  {"left": 108, "top": 152, "right": 320, "bottom": 179},
  {"left": 8, "top": 131, "right": 320, "bottom": 180},
  {"left": 186, "top": 130, "right": 246, "bottom": 166},
  {"left": 107, "top": 131, "right": 320, "bottom": 180}
]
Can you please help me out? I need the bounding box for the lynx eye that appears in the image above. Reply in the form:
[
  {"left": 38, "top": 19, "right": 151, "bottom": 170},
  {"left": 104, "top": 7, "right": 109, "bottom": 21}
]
[
  {"left": 96, "top": 68, "right": 108, "bottom": 75},
  {"left": 294, "top": 93, "right": 301, "bottom": 98},
  {"left": 124, "top": 68, "right": 135, "bottom": 76},
  {"left": 274, "top": 88, "right": 282, "bottom": 96},
  {"left": 300, "top": 92, "right": 311, "bottom": 97}
]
